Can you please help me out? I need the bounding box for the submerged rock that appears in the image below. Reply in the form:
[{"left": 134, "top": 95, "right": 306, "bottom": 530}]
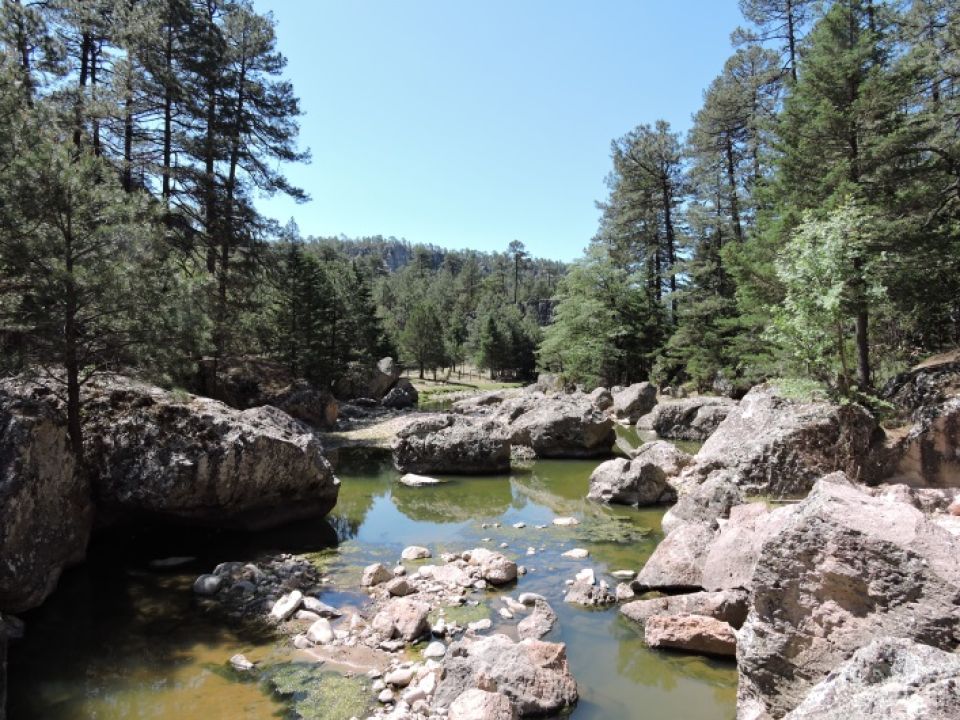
[
  {"left": 392, "top": 415, "right": 511, "bottom": 474},
  {"left": 0, "top": 380, "right": 91, "bottom": 613},
  {"left": 434, "top": 634, "right": 578, "bottom": 717},
  {"left": 783, "top": 637, "right": 960, "bottom": 720},
  {"left": 644, "top": 614, "right": 737, "bottom": 657},
  {"left": 737, "top": 477, "right": 960, "bottom": 719},
  {"left": 517, "top": 599, "right": 557, "bottom": 640}
]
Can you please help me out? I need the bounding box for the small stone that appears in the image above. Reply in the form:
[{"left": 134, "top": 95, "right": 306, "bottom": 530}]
[
  {"left": 518, "top": 592, "right": 546, "bottom": 606},
  {"left": 562, "top": 548, "right": 589, "bottom": 559},
  {"left": 399, "top": 473, "right": 442, "bottom": 487},
  {"left": 193, "top": 574, "right": 222, "bottom": 595},
  {"left": 553, "top": 516, "right": 580, "bottom": 526},
  {"left": 575, "top": 568, "right": 596, "bottom": 585},
  {"left": 423, "top": 641, "right": 446, "bottom": 658},
  {"left": 512, "top": 522, "right": 526, "bottom": 529},
  {"left": 526, "top": 547, "right": 536, "bottom": 555},
  {"left": 611, "top": 570, "right": 635, "bottom": 580},
  {"left": 401, "top": 546, "right": 432, "bottom": 561},
  {"left": 385, "top": 577, "right": 414, "bottom": 597},
  {"left": 229, "top": 654, "right": 255, "bottom": 671},
  {"left": 535, "top": 524, "right": 548, "bottom": 529},
  {"left": 295, "top": 610, "right": 321, "bottom": 622},
  {"left": 385, "top": 667, "right": 415, "bottom": 687},
  {"left": 393, "top": 565, "right": 407, "bottom": 576},
  {"left": 269, "top": 590, "right": 303, "bottom": 621},
  {"left": 499, "top": 608, "right": 514, "bottom": 620},
  {"left": 361, "top": 563, "right": 392, "bottom": 587},
  {"left": 302, "top": 596, "right": 342, "bottom": 617},
  {"left": 292, "top": 634, "right": 311, "bottom": 649},
  {"left": 378, "top": 688, "right": 395, "bottom": 703},
  {"left": 372, "top": 679, "right": 386, "bottom": 692},
  {"left": 307, "top": 618, "right": 334, "bottom": 644},
  {"left": 499, "top": 542, "right": 509, "bottom": 549},
  {"left": 615, "top": 582, "right": 636, "bottom": 602},
  {"left": 467, "top": 618, "right": 492, "bottom": 632}
]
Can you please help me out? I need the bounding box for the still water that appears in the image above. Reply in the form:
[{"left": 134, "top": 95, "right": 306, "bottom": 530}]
[{"left": 8, "top": 431, "right": 734, "bottom": 719}]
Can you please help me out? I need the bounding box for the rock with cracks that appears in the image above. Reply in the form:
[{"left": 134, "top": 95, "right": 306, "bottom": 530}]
[
  {"left": 587, "top": 456, "right": 675, "bottom": 507},
  {"left": 737, "top": 475, "right": 960, "bottom": 720},
  {"left": 677, "top": 384, "right": 882, "bottom": 496},
  {"left": 783, "top": 637, "right": 960, "bottom": 720},
  {"left": 392, "top": 415, "right": 511, "bottom": 474},
  {"left": 644, "top": 614, "right": 737, "bottom": 657},
  {"left": 0, "top": 380, "right": 91, "bottom": 613},
  {"left": 647, "top": 396, "right": 737, "bottom": 441},
  {"left": 80, "top": 375, "right": 340, "bottom": 530},
  {"left": 434, "top": 634, "right": 578, "bottom": 717}
]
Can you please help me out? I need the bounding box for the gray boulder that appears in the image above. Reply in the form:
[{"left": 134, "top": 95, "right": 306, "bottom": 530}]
[
  {"left": 647, "top": 396, "right": 736, "bottom": 441},
  {"left": 0, "top": 381, "right": 91, "bottom": 613},
  {"left": 392, "top": 415, "right": 511, "bottom": 474},
  {"left": 587, "top": 457, "right": 675, "bottom": 506},
  {"left": 634, "top": 522, "right": 715, "bottom": 591},
  {"left": 496, "top": 394, "right": 614, "bottom": 458},
  {"left": 621, "top": 590, "right": 749, "bottom": 629},
  {"left": 588, "top": 387, "right": 613, "bottom": 411},
  {"left": 784, "top": 637, "right": 960, "bottom": 720},
  {"left": 661, "top": 473, "right": 744, "bottom": 535},
  {"left": 382, "top": 378, "right": 419, "bottom": 409},
  {"left": 629, "top": 440, "right": 693, "bottom": 477},
  {"left": 678, "top": 384, "right": 881, "bottom": 496},
  {"left": 434, "top": 634, "right": 578, "bottom": 716},
  {"left": 369, "top": 357, "right": 402, "bottom": 399},
  {"left": 612, "top": 382, "right": 657, "bottom": 423},
  {"left": 737, "top": 477, "right": 960, "bottom": 720},
  {"left": 81, "top": 375, "right": 340, "bottom": 530}
]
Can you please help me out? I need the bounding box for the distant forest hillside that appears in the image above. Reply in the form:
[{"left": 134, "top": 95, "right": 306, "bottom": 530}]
[{"left": 290, "top": 229, "right": 568, "bottom": 379}]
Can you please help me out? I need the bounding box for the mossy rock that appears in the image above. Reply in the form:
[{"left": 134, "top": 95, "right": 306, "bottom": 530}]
[{"left": 265, "top": 663, "right": 371, "bottom": 719}]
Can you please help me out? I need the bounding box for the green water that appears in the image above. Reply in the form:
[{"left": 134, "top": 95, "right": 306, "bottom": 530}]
[{"left": 7, "top": 445, "right": 735, "bottom": 720}]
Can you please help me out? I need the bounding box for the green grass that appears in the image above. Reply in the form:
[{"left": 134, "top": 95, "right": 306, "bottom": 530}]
[{"left": 769, "top": 377, "right": 829, "bottom": 402}]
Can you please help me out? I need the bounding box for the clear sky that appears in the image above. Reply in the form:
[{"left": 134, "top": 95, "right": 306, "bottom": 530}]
[{"left": 252, "top": 0, "right": 745, "bottom": 262}]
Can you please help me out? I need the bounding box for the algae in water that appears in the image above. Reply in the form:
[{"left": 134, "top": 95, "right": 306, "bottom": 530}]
[{"left": 266, "top": 663, "right": 370, "bottom": 719}]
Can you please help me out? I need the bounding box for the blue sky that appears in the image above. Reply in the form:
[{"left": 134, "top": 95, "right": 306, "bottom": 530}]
[{"left": 253, "top": 1, "right": 745, "bottom": 262}]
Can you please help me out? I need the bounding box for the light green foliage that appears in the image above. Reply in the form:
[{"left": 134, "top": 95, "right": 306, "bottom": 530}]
[{"left": 770, "top": 201, "right": 887, "bottom": 389}]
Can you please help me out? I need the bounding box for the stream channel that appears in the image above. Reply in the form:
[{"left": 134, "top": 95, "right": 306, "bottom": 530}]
[{"left": 8, "top": 427, "right": 735, "bottom": 719}]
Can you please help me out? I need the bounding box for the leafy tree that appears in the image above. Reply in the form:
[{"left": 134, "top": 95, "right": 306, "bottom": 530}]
[{"left": 771, "top": 200, "right": 888, "bottom": 393}]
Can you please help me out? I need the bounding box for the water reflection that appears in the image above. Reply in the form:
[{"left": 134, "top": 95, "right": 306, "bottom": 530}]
[{"left": 9, "top": 442, "right": 736, "bottom": 720}]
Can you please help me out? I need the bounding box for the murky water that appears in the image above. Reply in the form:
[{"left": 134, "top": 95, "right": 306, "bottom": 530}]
[{"left": 8, "top": 434, "right": 734, "bottom": 720}]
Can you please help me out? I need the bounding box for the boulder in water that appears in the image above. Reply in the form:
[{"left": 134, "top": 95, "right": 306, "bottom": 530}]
[
  {"left": 587, "top": 457, "right": 675, "bottom": 506},
  {"left": 647, "top": 396, "right": 736, "bottom": 441},
  {"left": 392, "top": 415, "right": 511, "bottom": 474},
  {"left": 612, "top": 382, "right": 657, "bottom": 423}
]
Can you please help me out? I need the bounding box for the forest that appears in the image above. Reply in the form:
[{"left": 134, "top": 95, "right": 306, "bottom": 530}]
[
  {"left": 0, "top": 0, "right": 958, "bottom": 442},
  {"left": 543, "top": 0, "right": 960, "bottom": 398}
]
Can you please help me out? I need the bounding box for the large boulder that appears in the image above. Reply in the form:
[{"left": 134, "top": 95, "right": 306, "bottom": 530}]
[
  {"left": 737, "top": 477, "right": 960, "bottom": 720},
  {"left": 647, "top": 396, "right": 736, "bottom": 441},
  {"left": 783, "top": 637, "right": 960, "bottom": 720},
  {"left": 586, "top": 457, "right": 675, "bottom": 507},
  {"left": 661, "top": 473, "right": 743, "bottom": 535},
  {"left": 678, "top": 384, "right": 882, "bottom": 496},
  {"left": 382, "top": 378, "right": 419, "bottom": 409},
  {"left": 196, "top": 356, "right": 339, "bottom": 429},
  {"left": 634, "top": 522, "right": 715, "bottom": 592},
  {"left": 392, "top": 415, "right": 511, "bottom": 474},
  {"left": 644, "top": 614, "right": 737, "bottom": 657},
  {"left": 621, "top": 590, "right": 749, "bottom": 629},
  {"left": 81, "top": 375, "right": 340, "bottom": 530},
  {"left": 881, "top": 354, "right": 960, "bottom": 488},
  {"left": 0, "top": 380, "right": 91, "bottom": 613},
  {"left": 628, "top": 440, "right": 693, "bottom": 477},
  {"left": 496, "top": 394, "right": 614, "bottom": 459},
  {"left": 371, "top": 597, "right": 431, "bottom": 641},
  {"left": 612, "top": 382, "right": 657, "bottom": 423},
  {"left": 434, "top": 634, "right": 578, "bottom": 717}
]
